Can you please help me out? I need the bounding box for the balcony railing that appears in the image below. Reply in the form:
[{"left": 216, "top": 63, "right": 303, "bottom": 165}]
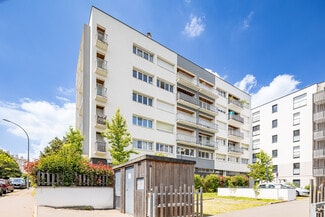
[
  {"left": 97, "top": 58, "right": 108, "bottom": 70},
  {"left": 314, "top": 168, "right": 325, "bottom": 176},
  {"left": 96, "top": 141, "right": 106, "bottom": 152},
  {"left": 177, "top": 73, "right": 198, "bottom": 87},
  {"left": 199, "top": 140, "right": 217, "bottom": 148},
  {"left": 96, "top": 86, "right": 107, "bottom": 98},
  {"left": 177, "top": 113, "right": 197, "bottom": 125},
  {"left": 198, "top": 119, "right": 218, "bottom": 131},
  {"left": 228, "top": 114, "right": 244, "bottom": 124},
  {"left": 97, "top": 31, "right": 108, "bottom": 44},
  {"left": 314, "top": 129, "right": 325, "bottom": 141},
  {"left": 228, "top": 129, "right": 244, "bottom": 139},
  {"left": 176, "top": 134, "right": 196, "bottom": 144},
  {"left": 177, "top": 92, "right": 199, "bottom": 106},
  {"left": 314, "top": 111, "right": 325, "bottom": 123},
  {"left": 314, "top": 149, "right": 325, "bottom": 159},
  {"left": 96, "top": 114, "right": 107, "bottom": 125},
  {"left": 314, "top": 91, "right": 325, "bottom": 104},
  {"left": 228, "top": 146, "right": 243, "bottom": 153},
  {"left": 228, "top": 98, "right": 243, "bottom": 108},
  {"left": 199, "top": 101, "right": 218, "bottom": 113}
]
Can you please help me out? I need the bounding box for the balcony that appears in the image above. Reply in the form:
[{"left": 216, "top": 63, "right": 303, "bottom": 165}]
[
  {"left": 314, "top": 111, "right": 325, "bottom": 124},
  {"left": 314, "top": 91, "right": 325, "bottom": 105},
  {"left": 314, "top": 129, "right": 325, "bottom": 141},
  {"left": 198, "top": 83, "right": 218, "bottom": 98},
  {"left": 198, "top": 119, "right": 218, "bottom": 132},
  {"left": 96, "top": 31, "right": 108, "bottom": 50},
  {"left": 176, "top": 134, "right": 196, "bottom": 146},
  {"left": 176, "top": 113, "right": 197, "bottom": 128},
  {"left": 177, "top": 92, "right": 200, "bottom": 109},
  {"left": 314, "top": 168, "right": 325, "bottom": 177},
  {"left": 313, "top": 149, "right": 325, "bottom": 159},
  {"left": 228, "top": 113, "right": 244, "bottom": 125},
  {"left": 228, "top": 146, "right": 243, "bottom": 154},
  {"left": 228, "top": 129, "right": 244, "bottom": 141},
  {"left": 95, "top": 86, "right": 107, "bottom": 103},
  {"left": 199, "top": 101, "right": 218, "bottom": 116},
  {"left": 96, "top": 58, "right": 108, "bottom": 77},
  {"left": 176, "top": 73, "right": 199, "bottom": 91},
  {"left": 95, "top": 141, "right": 107, "bottom": 156},
  {"left": 199, "top": 139, "right": 217, "bottom": 149},
  {"left": 95, "top": 114, "right": 107, "bottom": 129},
  {"left": 228, "top": 98, "right": 243, "bottom": 112}
]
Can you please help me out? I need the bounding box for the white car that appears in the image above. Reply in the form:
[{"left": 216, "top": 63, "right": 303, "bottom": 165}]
[{"left": 295, "top": 187, "right": 309, "bottom": 196}]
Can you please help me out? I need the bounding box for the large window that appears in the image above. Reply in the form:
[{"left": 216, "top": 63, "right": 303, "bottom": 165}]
[
  {"left": 156, "top": 143, "right": 173, "bottom": 154},
  {"left": 133, "top": 45, "right": 153, "bottom": 62},
  {"left": 132, "top": 115, "right": 153, "bottom": 128},
  {"left": 177, "top": 147, "right": 195, "bottom": 157},
  {"left": 293, "top": 93, "right": 307, "bottom": 109},
  {"left": 272, "top": 104, "right": 278, "bottom": 113},
  {"left": 293, "top": 112, "right": 300, "bottom": 125},
  {"left": 132, "top": 92, "right": 153, "bottom": 106},
  {"left": 272, "top": 135, "right": 278, "bottom": 143},
  {"left": 293, "top": 129, "right": 300, "bottom": 142},
  {"left": 132, "top": 69, "right": 153, "bottom": 84},
  {"left": 157, "top": 79, "right": 174, "bottom": 93},
  {"left": 198, "top": 150, "right": 213, "bottom": 160},
  {"left": 132, "top": 139, "right": 153, "bottom": 151}
]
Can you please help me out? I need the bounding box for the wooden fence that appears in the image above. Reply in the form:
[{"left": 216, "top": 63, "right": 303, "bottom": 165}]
[
  {"left": 36, "top": 171, "right": 113, "bottom": 187},
  {"left": 148, "top": 185, "right": 203, "bottom": 217}
]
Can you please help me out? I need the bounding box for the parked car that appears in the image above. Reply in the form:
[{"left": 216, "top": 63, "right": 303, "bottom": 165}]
[
  {"left": 295, "top": 187, "right": 309, "bottom": 196},
  {"left": 0, "top": 179, "right": 14, "bottom": 193},
  {"left": 259, "top": 183, "right": 309, "bottom": 196},
  {"left": 10, "top": 178, "right": 27, "bottom": 189},
  {"left": 0, "top": 186, "right": 3, "bottom": 196}
]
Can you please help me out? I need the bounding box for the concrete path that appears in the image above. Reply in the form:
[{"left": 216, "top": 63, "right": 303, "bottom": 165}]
[{"left": 214, "top": 198, "right": 309, "bottom": 217}]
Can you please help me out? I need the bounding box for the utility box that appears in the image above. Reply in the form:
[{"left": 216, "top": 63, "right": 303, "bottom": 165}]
[{"left": 113, "top": 155, "right": 195, "bottom": 217}]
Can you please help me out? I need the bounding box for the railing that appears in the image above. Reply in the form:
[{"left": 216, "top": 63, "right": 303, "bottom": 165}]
[
  {"left": 199, "top": 140, "right": 217, "bottom": 148},
  {"left": 314, "top": 168, "right": 325, "bottom": 176},
  {"left": 176, "top": 134, "right": 196, "bottom": 144},
  {"left": 177, "top": 113, "right": 197, "bottom": 125},
  {"left": 97, "top": 31, "right": 108, "bottom": 44},
  {"left": 97, "top": 58, "right": 108, "bottom": 70},
  {"left": 148, "top": 185, "right": 203, "bottom": 217},
  {"left": 228, "top": 129, "right": 244, "bottom": 139},
  {"left": 314, "top": 90, "right": 325, "bottom": 104},
  {"left": 314, "top": 149, "right": 325, "bottom": 159},
  {"left": 228, "top": 114, "right": 244, "bottom": 124},
  {"left": 314, "top": 111, "right": 325, "bottom": 122},
  {"left": 198, "top": 82, "right": 216, "bottom": 94},
  {"left": 177, "top": 92, "right": 199, "bottom": 106},
  {"left": 314, "top": 129, "right": 325, "bottom": 141},
  {"left": 228, "top": 146, "right": 243, "bottom": 153},
  {"left": 96, "top": 114, "right": 106, "bottom": 125},
  {"left": 198, "top": 119, "right": 218, "bottom": 131},
  {"left": 199, "top": 101, "right": 218, "bottom": 113},
  {"left": 36, "top": 171, "right": 113, "bottom": 187},
  {"left": 177, "top": 73, "right": 198, "bottom": 86},
  {"left": 96, "top": 86, "right": 107, "bottom": 98},
  {"left": 96, "top": 141, "right": 106, "bottom": 152},
  {"left": 228, "top": 98, "right": 243, "bottom": 108}
]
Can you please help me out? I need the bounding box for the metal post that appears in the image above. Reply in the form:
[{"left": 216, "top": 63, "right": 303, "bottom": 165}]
[{"left": 3, "top": 119, "right": 30, "bottom": 189}]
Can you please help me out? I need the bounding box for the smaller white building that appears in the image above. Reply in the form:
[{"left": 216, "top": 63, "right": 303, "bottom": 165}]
[{"left": 251, "top": 83, "right": 325, "bottom": 188}]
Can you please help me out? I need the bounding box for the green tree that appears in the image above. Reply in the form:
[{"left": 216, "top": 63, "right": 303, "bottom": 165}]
[
  {"left": 40, "top": 137, "right": 64, "bottom": 158},
  {"left": 248, "top": 150, "right": 274, "bottom": 184},
  {"left": 102, "top": 108, "right": 137, "bottom": 165},
  {"left": 0, "top": 149, "right": 22, "bottom": 178}
]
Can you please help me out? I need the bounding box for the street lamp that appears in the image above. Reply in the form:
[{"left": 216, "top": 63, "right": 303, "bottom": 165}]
[{"left": 3, "top": 119, "right": 30, "bottom": 189}]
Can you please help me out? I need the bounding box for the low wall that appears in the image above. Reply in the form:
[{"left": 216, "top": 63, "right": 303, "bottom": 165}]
[
  {"left": 36, "top": 187, "right": 114, "bottom": 209},
  {"left": 218, "top": 188, "right": 296, "bottom": 201}
]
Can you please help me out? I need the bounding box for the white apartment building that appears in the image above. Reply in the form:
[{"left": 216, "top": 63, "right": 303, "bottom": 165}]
[
  {"left": 252, "top": 82, "right": 325, "bottom": 188},
  {"left": 76, "top": 7, "right": 251, "bottom": 176}
]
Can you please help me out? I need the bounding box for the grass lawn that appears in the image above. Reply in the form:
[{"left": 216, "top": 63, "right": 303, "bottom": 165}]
[{"left": 202, "top": 193, "right": 281, "bottom": 216}]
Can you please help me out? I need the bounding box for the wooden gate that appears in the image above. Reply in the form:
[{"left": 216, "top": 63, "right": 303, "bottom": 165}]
[{"left": 148, "top": 185, "right": 203, "bottom": 217}]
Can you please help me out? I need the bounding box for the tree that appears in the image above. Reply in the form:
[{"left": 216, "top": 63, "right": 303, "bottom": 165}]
[
  {"left": 40, "top": 137, "right": 64, "bottom": 158},
  {"left": 0, "top": 149, "right": 22, "bottom": 178},
  {"left": 248, "top": 150, "right": 274, "bottom": 184},
  {"left": 102, "top": 108, "right": 137, "bottom": 165}
]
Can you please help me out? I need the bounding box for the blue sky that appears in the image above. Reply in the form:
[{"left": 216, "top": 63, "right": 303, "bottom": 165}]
[{"left": 1, "top": 0, "right": 325, "bottom": 160}]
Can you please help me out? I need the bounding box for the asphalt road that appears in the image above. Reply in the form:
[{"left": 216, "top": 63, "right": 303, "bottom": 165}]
[{"left": 0, "top": 188, "right": 35, "bottom": 217}]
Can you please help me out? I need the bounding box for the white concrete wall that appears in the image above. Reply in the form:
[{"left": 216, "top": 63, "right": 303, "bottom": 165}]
[
  {"left": 36, "top": 187, "right": 114, "bottom": 209},
  {"left": 218, "top": 188, "right": 296, "bottom": 201}
]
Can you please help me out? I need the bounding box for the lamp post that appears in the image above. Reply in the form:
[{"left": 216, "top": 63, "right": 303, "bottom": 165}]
[{"left": 3, "top": 119, "right": 30, "bottom": 189}]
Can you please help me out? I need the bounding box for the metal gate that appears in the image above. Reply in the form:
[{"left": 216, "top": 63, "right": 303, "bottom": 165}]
[
  {"left": 115, "top": 170, "right": 121, "bottom": 209},
  {"left": 125, "top": 166, "right": 134, "bottom": 215}
]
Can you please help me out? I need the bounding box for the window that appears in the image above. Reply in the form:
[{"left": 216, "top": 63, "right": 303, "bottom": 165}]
[
  {"left": 293, "top": 93, "right": 307, "bottom": 109},
  {"left": 97, "top": 26, "right": 107, "bottom": 43},
  {"left": 272, "top": 135, "right": 278, "bottom": 143},
  {"left": 216, "top": 138, "right": 226, "bottom": 146},
  {"left": 133, "top": 45, "right": 153, "bottom": 62},
  {"left": 293, "top": 129, "right": 300, "bottom": 142},
  {"left": 177, "top": 147, "right": 195, "bottom": 157},
  {"left": 132, "top": 69, "right": 153, "bottom": 84},
  {"left": 252, "top": 125, "right": 260, "bottom": 136},
  {"left": 156, "top": 143, "right": 173, "bottom": 154},
  {"left": 96, "top": 53, "right": 107, "bottom": 70},
  {"left": 293, "top": 112, "right": 300, "bottom": 125},
  {"left": 272, "top": 119, "right": 278, "bottom": 128},
  {"left": 132, "top": 92, "right": 153, "bottom": 106},
  {"left": 217, "top": 88, "right": 226, "bottom": 98},
  {"left": 157, "top": 79, "right": 174, "bottom": 93},
  {"left": 156, "top": 121, "right": 173, "bottom": 133},
  {"left": 293, "top": 146, "right": 300, "bottom": 158},
  {"left": 252, "top": 139, "right": 260, "bottom": 150},
  {"left": 252, "top": 111, "right": 260, "bottom": 122},
  {"left": 198, "top": 150, "right": 213, "bottom": 160},
  {"left": 132, "top": 139, "right": 153, "bottom": 151},
  {"left": 96, "top": 79, "right": 106, "bottom": 97},
  {"left": 272, "top": 104, "right": 278, "bottom": 113},
  {"left": 293, "top": 163, "right": 300, "bottom": 175},
  {"left": 273, "top": 165, "right": 278, "bottom": 173},
  {"left": 157, "top": 57, "right": 174, "bottom": 71},
  {"left": 272, "top": 149, "right": 278, "bottom": 158},
  {"left": 241, "top": 158, "right": 249, "bottom": 164},
  {"left": 132, "top": 115, "right": 153, "bottom": 128}
]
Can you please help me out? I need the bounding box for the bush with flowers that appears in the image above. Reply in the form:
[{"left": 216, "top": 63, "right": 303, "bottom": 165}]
[{"left": 24, "top": 128, "right": 114, "bottom": 187}]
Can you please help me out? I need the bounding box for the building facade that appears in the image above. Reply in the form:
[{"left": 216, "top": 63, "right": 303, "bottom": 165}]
[
  {"left": 76, "top": 7, "right": 251, "bottom": 176},
  {"left": 252, "top": 82, "right": 325, "bottom": 188}
]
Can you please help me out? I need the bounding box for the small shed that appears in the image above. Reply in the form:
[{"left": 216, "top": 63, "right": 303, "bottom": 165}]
[{"left": 113, "top": 155, "right": 195, "bottom": 217}]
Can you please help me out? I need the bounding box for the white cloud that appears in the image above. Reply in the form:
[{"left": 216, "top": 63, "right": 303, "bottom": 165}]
[
  {"left": 241, "top": 11, "right": 254, "bottom": 30},
  {"left": 205, "top": 68, "right": 220, "bottom": 77},
  {"left": 234, "top": 74, "right": 257, "bottom": 93},
  {"left": 0, "top": 98, "right": 75, "bottom": 160},
  {"left": 184, "top": 14, "right": 205, "bottom": 38},
  {"left": 251, "top": 74, "right": 300, "bottom": 108}
]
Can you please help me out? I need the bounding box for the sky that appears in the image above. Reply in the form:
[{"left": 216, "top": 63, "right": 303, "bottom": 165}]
[{"left": 0, "top": 0, "right": 325, "bottom": 160}]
